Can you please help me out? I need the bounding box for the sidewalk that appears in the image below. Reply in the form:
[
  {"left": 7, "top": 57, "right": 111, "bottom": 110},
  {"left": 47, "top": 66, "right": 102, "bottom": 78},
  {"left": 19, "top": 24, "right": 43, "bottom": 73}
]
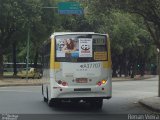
[
  {"left": 0, "top": 78, "right": 43, "bottom": 87},
  {"left": 0, "top": 75, "right": 157, "bottom": 87},
  {"left": 114, "top": 75, "right": 160, "bottom": 113},
  {"left": 112, "top": 75, "right": 157, "bottom": 81},
  {"left": 139, "top": 97, "right": 160, "bottom": 113}
]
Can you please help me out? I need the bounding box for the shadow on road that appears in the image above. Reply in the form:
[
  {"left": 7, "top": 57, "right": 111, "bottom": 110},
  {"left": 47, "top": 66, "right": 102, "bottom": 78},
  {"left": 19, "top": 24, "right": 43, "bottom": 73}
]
[{"left": 49, "top": 101, "right": 103, "bottom": 113}]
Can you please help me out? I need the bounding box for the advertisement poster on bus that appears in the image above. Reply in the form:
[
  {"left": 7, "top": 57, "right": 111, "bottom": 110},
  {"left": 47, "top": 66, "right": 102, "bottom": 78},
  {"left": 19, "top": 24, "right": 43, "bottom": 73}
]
[
  {"left": 79, "top": 38, "right": 92, "bottom": 57},
  {"left": 56, "top": 38, "right": 79, "bottom": 58}
]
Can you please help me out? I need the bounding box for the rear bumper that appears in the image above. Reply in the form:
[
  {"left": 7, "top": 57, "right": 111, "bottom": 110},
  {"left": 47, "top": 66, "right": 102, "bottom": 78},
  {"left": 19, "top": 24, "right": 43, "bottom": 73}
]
[
  {"left": 51, "top": 85, "right": 112, "bottom": 99},
  {"left": 52, "top": 96, "right": 112, "bottom": 100}
]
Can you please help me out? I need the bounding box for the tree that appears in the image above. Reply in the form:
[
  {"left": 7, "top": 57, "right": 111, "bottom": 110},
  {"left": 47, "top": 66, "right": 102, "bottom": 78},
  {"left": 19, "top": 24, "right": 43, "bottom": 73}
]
[
  {"left": 0, "top": 0, "right": 17, "bottom": 78},
  {"left": 0, "top": 0, "right": 42, "bottom": 78},
  {"left": 111, "top": 0, "right": 160, "bottom": 96},
  {"left": 85, "top": 0, "right": 155, "bottom": 78}
]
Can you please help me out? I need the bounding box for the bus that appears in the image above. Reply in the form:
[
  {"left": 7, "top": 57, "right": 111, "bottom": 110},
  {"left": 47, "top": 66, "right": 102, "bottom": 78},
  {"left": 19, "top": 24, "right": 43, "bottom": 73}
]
[{"left": 41, "top": 32, "right": 112, "bottom": 109}]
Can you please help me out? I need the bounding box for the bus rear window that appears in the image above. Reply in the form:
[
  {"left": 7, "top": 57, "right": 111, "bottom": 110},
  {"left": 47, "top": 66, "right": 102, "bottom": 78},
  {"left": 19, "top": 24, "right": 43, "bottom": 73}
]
[{"left": 55, "top": 34, "right": 108, "bottom": 62}]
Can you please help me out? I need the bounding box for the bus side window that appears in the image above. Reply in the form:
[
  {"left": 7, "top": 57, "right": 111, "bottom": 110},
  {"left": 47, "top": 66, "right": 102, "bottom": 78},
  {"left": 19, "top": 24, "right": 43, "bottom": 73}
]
[{"left": 43, "top": 42, "right": 51, "bottom": 69}]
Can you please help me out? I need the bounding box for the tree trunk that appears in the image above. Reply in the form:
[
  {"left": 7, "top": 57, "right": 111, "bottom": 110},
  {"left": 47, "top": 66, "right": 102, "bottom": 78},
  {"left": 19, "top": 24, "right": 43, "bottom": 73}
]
[
  {"left": 158, "top": 52, "right": 160, "bottom": 97},
  {"left": 130, "top": 65, "right": 135, "bottom": 78},
  {"left": 124, "top": 54, "right": 128, "bottom": 77},
  {"left": 34, "top": 50, "right": 39, "bottom": 68},
  {"left": 111, "top": 55, "right": 118, "bottom": 77},
  {"left": 112, "top": 67, "right": 117, "bottom": 77},
  {"left": 140, "top": 61, "right": 145, "bottom": 77},
  {"left": 0, "top": 45, "right": 3, "bottom": 79},
  {"left": 12, "top": 42, "right": 17, "bottom": 76},
  {"left": 119, "top": 55, "right": 123, "bottom": 77}
]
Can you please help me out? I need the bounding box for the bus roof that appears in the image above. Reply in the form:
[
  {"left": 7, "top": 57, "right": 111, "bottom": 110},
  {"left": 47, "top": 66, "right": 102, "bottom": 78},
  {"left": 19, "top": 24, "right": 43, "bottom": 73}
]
[
  {"left": 53, "top": 32, "right": 95, "bottom": 35},
  {"left": 51, "top": 32, "right": 107, "bottom": 38}
]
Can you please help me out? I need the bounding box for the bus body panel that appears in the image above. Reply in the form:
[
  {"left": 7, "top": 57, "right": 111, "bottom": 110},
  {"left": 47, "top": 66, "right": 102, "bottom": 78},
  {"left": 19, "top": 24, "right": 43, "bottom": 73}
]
[
  {"left": 49, "top": 61, "right": 112, "bottom": 98},
  {"left": 42, "top": 32, "right": 112, "bottom": 102}
]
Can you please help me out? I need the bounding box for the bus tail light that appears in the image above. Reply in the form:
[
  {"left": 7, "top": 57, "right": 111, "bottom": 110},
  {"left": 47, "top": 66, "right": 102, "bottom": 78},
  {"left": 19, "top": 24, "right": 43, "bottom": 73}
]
[
  {"left": 101, "top": 79, "right": 107, "bottom": 84},
  {"left": 62, "top": 82, "right": 68, "bottom": 86},
  {"left": 57, "top": 80, "right": 68, "bottom": 86},
  {"left": 97, "top": 79, "right": 107, "bottom": 86},
  {"left": 97, "top": 81, "right": 102, "bottom": 86}
]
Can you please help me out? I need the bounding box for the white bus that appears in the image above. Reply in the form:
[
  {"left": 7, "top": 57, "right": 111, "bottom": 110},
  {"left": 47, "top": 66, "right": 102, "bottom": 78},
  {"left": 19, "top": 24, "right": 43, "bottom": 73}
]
[{"left": 42, "top": 32, "right": 112, "bottom": 109}]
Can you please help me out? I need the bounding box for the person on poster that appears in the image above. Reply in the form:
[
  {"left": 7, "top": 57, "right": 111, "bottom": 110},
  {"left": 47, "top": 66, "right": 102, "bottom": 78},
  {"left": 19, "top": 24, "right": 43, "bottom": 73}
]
[{"left": 62, "top": 39, "right": 76, "bottom": 53}]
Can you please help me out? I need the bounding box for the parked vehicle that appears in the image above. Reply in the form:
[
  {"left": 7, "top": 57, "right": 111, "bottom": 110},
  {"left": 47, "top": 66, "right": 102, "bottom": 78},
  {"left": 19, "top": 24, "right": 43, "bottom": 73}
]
[{"left": 17, "top": 68, "right": 42, "bottom": 79}]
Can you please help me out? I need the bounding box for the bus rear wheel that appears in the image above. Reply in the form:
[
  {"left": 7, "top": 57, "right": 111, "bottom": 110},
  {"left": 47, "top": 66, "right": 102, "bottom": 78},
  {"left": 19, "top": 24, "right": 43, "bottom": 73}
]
[
  {"left": 48, "top": 100, "right": 54, "bottom": 107},
  {"left": 90, "top": 99, "right": 103, "bottom": 110},
  {"left": 48, "top": 99, "right": 61, "bottom": 107},
  {"left": 43, "top": 97, "right": 48, "bottom": 102}
]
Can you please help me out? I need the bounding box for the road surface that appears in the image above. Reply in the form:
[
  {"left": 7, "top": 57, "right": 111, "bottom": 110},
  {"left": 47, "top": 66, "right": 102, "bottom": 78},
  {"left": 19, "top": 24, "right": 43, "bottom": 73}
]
[{"left": 0, "top": 77, "right": 158, "bottom": 120}]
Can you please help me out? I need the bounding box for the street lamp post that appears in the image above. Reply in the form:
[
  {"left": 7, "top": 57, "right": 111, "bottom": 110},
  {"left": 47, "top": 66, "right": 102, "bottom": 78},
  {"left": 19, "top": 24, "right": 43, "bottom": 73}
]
[
  {"left": 157, "top": 48, "right": 160, "bottom": 97},
  {"left": 26, "top": 27, "right": 30, "bottom": 80},
  {"left": 25, "top": 7, "right": 57, "bottom": 80}
]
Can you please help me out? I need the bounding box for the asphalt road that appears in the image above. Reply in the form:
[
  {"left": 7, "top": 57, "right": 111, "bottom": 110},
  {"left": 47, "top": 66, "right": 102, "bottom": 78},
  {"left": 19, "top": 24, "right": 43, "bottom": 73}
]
[{"left": 0, "top": 77, "right": 158, "bottom": 120}]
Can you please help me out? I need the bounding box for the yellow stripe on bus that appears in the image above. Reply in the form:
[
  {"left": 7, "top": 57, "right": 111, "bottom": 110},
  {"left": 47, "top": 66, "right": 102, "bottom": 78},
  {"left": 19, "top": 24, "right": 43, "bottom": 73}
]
[
  {"left": 54, "top": 62, "right": 60, "bottom": 69},
  {"left": 50, "top": 38, "right": 55, "bottom": 69},
  {"left": 50, "top": 37, "right": 61, "bottom": 69},
  {"left": 103, "top": 34, "right": 112, "bottom": 69},
  {"left": 107, "top": 34, "right": 112, "bottom": 68},
  {"left": 102, "top": 61, "right": 111, "bottom": 69}
]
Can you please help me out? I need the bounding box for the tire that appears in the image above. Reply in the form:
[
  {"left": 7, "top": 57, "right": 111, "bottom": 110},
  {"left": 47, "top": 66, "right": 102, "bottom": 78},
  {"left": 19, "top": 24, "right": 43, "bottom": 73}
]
[
  {"left": 71, "top": 99, "right": 79, "bottom": 105},
  {"left": 43, "top": 85, "right": 48, "bottom": 102},
  {"left": 90, "top": 99, "right": 103, "bottom": 110},
  {"left": 42, "top": 84, "right": 44, "bottom": 95},
  {"left": 46, "top": 87, "right": 54, "bottom": 107},
  {"left": 48, "top": 99, "right": 61, "bottom": 107},
  {"left": 43, "top": 97, "right": 48, "bottom": 102},
  {"left": 45, "top": 86, "right": 61, "bottom": 107},
  {"left": 48, "top": 99, "right": 54, "bottom": 107},
  {"left": 32, "top": 75, "right": 35, "bottom": 79}
]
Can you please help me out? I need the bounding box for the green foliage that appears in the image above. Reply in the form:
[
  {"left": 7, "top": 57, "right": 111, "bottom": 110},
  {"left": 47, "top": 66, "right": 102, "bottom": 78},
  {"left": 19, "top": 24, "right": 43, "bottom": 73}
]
[
  {"left": 0, "top": 0, "right": 158, "bottom": 78},
  {"left": 84, "top": 0, "right": 157, "bottom": 76}
]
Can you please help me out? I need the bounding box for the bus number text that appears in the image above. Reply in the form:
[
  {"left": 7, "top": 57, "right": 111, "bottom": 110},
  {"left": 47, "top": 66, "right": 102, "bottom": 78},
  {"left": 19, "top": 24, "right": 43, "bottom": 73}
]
[{"left": 80, "top": 63, "right": 100, "bottom": 69}]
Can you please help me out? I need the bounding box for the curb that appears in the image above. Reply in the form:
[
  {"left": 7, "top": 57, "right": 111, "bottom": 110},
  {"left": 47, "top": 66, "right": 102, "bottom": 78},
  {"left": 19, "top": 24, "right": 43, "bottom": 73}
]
[
  {"left": 112, "top": 77, "right": 156, "bottom": 82},
  {"left": 139, "top": 99, "right": 160, "bottom": 113},
  {"left": 0, "top": 83, "right": 42, "bottom": 87}
]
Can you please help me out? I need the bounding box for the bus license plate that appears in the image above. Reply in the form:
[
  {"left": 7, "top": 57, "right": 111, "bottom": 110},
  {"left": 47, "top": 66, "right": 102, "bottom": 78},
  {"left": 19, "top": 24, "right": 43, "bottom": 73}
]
[{"left": 76, "top": 78, "right": 88, "bottom": 83}]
